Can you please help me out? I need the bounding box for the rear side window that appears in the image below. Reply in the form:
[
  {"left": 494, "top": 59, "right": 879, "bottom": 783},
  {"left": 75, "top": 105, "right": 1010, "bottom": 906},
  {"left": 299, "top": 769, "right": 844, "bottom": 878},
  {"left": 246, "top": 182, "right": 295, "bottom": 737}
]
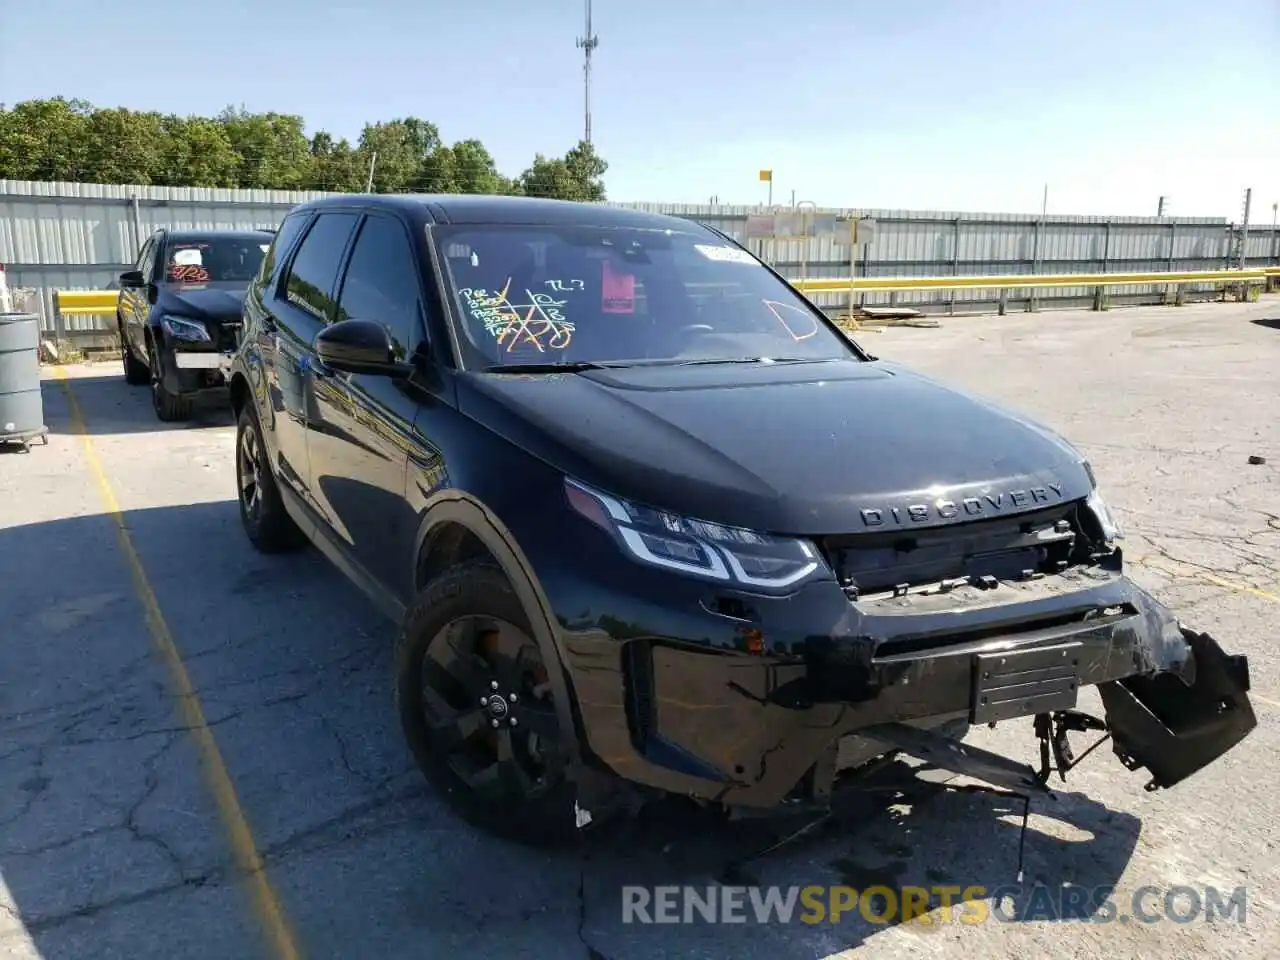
[
  {"left": 283, "top": 213, "right": 359, "bottom": 321},
  {"left": 335, "top": 215, "right": 423, "bottom": 357},
  {"left": 259, "top": 213, "right": 311, "bottom": 286}
]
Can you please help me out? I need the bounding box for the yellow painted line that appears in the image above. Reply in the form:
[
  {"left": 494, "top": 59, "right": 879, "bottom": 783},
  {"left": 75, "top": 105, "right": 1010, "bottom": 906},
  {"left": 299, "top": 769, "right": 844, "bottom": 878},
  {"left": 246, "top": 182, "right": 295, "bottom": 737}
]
[
  {"left": 53, "top": 367, "right": 302, "bottom": 960},
  {"left": 1130, "top": 553, "right": 1280, "bottom": 604}
]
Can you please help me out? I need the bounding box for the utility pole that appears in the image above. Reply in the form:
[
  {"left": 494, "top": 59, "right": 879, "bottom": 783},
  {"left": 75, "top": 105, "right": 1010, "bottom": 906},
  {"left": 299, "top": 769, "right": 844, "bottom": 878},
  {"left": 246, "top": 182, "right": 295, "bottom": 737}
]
[
  {"left": 365, "top": 152, "right": 377, "bottom": 193},
  {"left": 1236, "top": 188, "right": 1252, "bottom": 270},
  {"left": 575, "top": 0, "right": 600, "bottom": 144}
]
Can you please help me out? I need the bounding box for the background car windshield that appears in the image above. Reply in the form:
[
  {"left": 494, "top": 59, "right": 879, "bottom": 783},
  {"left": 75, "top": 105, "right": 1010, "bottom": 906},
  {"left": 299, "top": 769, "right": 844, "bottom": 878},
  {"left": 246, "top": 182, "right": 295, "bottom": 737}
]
[
  {"left": 164, "top": 237, "right": 268, "bottom": 284},
  {"left": 434, "top": 225, "right": 855, "bottom": 367}
]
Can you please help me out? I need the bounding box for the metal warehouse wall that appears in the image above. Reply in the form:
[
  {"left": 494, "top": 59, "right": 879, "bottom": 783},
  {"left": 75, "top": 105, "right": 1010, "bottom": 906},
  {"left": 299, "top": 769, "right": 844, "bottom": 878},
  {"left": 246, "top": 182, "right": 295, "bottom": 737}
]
[{"left": 3, "top": 179, "right": 1278, "bottom": 332}]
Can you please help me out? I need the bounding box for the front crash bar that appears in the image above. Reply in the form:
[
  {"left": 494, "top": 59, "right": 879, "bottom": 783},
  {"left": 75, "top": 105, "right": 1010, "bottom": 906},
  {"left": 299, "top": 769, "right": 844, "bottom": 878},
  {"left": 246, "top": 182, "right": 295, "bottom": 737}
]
[{"left": 1100, "top": 628, "right": 1255, "bottom": 790}]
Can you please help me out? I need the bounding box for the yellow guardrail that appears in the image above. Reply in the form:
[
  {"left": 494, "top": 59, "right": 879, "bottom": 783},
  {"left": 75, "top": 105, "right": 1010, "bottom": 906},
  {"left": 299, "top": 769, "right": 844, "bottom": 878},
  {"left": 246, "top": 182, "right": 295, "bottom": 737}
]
[
  {"left": 791, "top": 268, "right": 1270, "bottom": 294},
  {"left": 55, "top": 289, "right": 121, "bottom": 316}
]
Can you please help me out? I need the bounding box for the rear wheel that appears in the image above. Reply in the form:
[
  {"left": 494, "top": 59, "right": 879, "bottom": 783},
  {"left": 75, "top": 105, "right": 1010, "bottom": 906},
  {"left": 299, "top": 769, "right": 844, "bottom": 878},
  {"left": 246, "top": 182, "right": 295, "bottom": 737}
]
[
  {"left": 149, "top": 337, "right": 192, "bottom": 422},
  {"left": 396, "top": 561, "right": 579, "bottom": 845},
  {"left": 120, "top": 318, "right": 148, "bottom": 385},
  {"left": 236, "top": 405, "right": 304, "bottom": 553}
]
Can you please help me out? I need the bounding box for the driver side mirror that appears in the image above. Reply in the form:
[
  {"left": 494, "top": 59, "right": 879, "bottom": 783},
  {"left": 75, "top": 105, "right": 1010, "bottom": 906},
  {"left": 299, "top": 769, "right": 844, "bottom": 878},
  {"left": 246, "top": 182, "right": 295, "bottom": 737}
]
[
  {"left": 314, "top": 319, "right": 413, "bottom": 378},
  {"left": 119, "top": 269, "right": 144, "bottom": 287}
]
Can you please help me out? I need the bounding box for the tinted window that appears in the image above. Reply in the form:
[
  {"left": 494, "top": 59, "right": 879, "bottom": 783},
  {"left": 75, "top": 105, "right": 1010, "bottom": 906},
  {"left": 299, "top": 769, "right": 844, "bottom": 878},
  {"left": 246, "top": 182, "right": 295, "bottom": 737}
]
[
  {"left": 259, "top": 213, "right": 311, "bottom": 286},
  {"left": 284, "top": 213, "right": 359, "bottom": 321},
  {"left": 433, "top": 224, "right": 856, "bottom": 368},
  {"left": 162, "top": 236, "right": 268, "bottom": 285},
  {"left": 135, "top": 236, "right": 158, "bottom": 281},
  {"left": 335, "top": 215, "right": 423, "bottom": 357}
]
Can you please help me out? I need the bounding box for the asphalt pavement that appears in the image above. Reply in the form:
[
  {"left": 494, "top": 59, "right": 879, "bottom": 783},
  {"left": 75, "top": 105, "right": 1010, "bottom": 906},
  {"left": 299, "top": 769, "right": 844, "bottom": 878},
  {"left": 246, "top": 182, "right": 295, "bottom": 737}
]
[{"left": 1, "top": 298, "right": 1277, "bottom": 959}]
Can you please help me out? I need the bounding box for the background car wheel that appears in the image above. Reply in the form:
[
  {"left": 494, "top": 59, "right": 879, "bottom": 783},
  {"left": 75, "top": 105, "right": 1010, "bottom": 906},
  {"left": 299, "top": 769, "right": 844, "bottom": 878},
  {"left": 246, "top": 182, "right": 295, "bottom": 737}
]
[
  {"left": 236, "top": 406, "right": 305, "bottom": 553},
  {"left": 120, "top": 319, "right": 148, "bottom": 386},
  {"left": 149, "top": 339, "right": 192, "bottom": 422},
  {"left": 396, "top": 560, "right": 579, "bottom": 846}
]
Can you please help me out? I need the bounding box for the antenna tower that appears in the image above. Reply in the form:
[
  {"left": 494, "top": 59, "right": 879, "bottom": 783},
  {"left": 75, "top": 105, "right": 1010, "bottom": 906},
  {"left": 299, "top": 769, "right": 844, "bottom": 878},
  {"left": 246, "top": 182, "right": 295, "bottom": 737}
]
[{"left": 575, "top": 0, "right": 600, "bottom": 144}]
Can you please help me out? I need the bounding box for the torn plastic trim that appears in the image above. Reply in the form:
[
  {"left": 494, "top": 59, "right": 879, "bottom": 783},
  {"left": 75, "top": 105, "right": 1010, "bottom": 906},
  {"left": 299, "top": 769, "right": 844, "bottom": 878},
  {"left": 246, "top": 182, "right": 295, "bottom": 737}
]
[{"left": 1101, "top": 627, "right": 1255, "bottom": 790}]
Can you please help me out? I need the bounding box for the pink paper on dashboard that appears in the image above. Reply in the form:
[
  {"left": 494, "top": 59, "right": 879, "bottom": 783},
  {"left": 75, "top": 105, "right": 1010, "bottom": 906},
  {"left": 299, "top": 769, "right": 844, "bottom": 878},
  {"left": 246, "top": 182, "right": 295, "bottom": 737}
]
[{"left": 601, "top": 260, "right": 636, "bottom": 314}]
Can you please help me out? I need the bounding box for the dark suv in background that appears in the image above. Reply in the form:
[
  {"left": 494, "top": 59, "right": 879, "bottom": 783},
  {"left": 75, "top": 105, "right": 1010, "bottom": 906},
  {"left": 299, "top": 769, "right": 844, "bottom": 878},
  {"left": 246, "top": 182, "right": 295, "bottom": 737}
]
[
  {"left": 227, "top": 194, "right": 1254, "bottom": 845},
  {"left": 118, "top": 227, "right": 273, "bottom": 421}
]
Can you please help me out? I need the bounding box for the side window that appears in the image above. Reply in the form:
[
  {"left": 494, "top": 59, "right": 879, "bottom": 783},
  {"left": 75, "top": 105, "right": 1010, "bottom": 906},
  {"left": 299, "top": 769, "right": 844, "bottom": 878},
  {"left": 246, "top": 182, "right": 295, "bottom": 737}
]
[
  {"left": 334, "top": 215, "right": 423, "bottom": 358},
  {"left": 134, "top": 236, "right": 156, "bottom": 279},
  {"left": 282, "top": 213, "right": 359, "bottom": 322},
  {"left": 259, "top": 212, "right": 311, "bottom": 287}
]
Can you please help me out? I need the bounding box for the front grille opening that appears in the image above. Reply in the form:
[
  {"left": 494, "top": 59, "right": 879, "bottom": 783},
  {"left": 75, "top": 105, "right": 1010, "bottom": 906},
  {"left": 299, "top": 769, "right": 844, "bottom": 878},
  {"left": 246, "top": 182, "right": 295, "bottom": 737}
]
[{"left": 822, "top": 504, "right": 1103, "bottom": 598}]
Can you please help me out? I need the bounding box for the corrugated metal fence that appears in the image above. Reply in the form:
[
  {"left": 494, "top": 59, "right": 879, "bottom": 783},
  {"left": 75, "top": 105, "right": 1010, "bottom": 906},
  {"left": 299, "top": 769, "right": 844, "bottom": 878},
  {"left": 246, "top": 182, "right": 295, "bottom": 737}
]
[{"left": 3, "top": 178, "right": 1278, "bottom": 335}]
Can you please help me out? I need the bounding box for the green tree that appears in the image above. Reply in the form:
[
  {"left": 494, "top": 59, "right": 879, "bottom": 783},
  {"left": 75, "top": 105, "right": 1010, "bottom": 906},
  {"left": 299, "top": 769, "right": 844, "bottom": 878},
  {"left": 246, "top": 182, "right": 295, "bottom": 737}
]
[
  {"left": 218, "top": 106, "right": 313, "bottom": 190},
  {"left": 156, "top": 116, "right": 241, "bottom": 187},
  {"left": 0, "top": 98, "right": 93, "bottom": 181},
  {"left": 358, "top": 117, "right": 441, "bottom": 193},
  {"left": 83, "top": 107, "right": 166, "bottom": 185},
  {"left": 517, "top": 140, "right": 608, "bottom": 201},
  {"left": 309, "top": 131, "right": 365, "bottom": 192},
  {"left": 0, "top": 97, "right": 609, "bottom": 200}
]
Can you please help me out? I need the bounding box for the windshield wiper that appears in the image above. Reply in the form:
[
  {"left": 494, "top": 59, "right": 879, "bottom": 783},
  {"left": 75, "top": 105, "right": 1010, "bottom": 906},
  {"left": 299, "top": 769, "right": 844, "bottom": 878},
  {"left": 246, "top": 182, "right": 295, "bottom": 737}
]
[
  {"left": 675, "top": 356, "right": 837, "bottom": 366},
  {"left": 482, "top": 361, "right": 625, "bottom": 373}
]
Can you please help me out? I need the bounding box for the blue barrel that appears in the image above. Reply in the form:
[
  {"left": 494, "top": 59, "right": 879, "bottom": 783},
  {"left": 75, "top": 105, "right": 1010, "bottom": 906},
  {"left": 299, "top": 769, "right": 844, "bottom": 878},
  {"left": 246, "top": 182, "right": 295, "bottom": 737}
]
[{"left": 0, "top": 312, "right": 47, "bottom": 446}]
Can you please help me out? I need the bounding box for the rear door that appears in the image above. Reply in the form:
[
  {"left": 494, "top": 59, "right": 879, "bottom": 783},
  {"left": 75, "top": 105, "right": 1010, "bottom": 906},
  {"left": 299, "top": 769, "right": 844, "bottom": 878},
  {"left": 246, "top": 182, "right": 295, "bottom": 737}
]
[
  {"left": 307, "top": 211, "right": 427, "bottom": 600},
  {"left": 262, "top": 211, "right": 360, "bottom": 503}
]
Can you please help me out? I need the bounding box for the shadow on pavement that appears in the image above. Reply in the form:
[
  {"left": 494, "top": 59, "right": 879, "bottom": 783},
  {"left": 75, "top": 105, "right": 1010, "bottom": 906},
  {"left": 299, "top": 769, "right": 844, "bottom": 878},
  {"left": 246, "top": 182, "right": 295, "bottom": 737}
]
[
  {"left": 1249, "top": 317, "right": 1280, "bottom": 331},
  {"left": 36, "top": 371, "right": 235, "bottom": 436},
  {"left": 0, "top": 494, "right": 1146, "bottom": 958}
]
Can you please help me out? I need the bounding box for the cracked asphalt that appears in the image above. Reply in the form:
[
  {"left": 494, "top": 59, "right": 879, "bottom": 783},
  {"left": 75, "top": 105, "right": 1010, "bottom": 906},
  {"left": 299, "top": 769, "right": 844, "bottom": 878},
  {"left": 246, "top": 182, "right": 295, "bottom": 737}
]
[{"left": 1, "top": 298, "right": 1277, "bottom": 960}]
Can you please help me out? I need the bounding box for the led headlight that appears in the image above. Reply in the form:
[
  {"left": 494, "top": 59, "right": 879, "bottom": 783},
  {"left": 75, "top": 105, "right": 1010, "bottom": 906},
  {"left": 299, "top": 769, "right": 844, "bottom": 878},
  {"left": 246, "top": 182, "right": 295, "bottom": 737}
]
[
  {"left": 564, "top": 477, "right": 830, "bottom": 592},
  {"left": 160, "top": 315, "right": 211, "bottom": 342},
  {"left": 1081, "top": 460, "right": 1123, "bottom": 544}
]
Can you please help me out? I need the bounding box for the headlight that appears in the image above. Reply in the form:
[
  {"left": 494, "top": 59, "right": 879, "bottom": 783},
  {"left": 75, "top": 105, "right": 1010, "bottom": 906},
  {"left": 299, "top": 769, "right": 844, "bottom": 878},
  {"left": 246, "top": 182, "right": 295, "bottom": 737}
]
[
  {"left": 564, "top": 478, "right": 830, "bottom": 592},
  {"left": 160, "top": 315, "right": 210, "bottom": 342},
  {"left": 1081, "top": 460, "right": 1123, "bottom": 544}
]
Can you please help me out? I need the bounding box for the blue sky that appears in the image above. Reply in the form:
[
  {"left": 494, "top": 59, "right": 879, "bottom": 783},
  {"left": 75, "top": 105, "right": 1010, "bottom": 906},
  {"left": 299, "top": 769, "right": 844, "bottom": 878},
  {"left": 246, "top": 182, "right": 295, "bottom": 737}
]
[{"left": 2, "top": 0, "right": 1276, "bottom": 219}]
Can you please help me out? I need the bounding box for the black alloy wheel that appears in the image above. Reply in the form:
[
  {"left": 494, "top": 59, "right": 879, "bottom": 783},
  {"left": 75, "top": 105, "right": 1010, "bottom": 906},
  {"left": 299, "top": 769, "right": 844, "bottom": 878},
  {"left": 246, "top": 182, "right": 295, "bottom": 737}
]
[{"left": 420, "top": 615, "right": 565, "bottom": 806}]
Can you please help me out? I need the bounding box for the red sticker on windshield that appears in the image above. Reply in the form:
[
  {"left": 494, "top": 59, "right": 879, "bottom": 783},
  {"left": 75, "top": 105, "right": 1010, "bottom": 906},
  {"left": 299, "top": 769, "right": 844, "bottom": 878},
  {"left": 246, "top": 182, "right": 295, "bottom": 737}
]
[{"left": 601, "top": 261, "right": 635, "bottom": 314}]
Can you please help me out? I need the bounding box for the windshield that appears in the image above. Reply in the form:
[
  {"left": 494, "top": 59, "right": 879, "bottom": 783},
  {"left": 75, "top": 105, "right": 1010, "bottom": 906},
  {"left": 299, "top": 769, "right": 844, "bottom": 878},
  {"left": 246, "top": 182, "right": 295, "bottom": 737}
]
[
  {"left": 432, "top": 224, "right": 858, "bottom": 369},
  {"left": 163, "top": 237, "right": 269, "bottom": 285}
]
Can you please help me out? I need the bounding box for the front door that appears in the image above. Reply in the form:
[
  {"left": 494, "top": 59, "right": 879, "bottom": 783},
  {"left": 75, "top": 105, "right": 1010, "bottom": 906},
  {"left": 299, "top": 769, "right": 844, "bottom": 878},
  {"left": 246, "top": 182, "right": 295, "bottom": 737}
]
[
  {"left": 120, "top": 234, "right": 157, "bottom": 357},
  {"left": 307, "top": 212, "right": 427, "bottom": 602},
  {"left": 265, "top": 211, "right": 361, "bottom": 502}
]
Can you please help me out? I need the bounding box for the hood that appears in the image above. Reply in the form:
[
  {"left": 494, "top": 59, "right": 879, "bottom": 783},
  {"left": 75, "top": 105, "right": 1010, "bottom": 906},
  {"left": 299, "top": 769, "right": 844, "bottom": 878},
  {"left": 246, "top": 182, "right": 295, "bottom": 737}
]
[
  {"left": 459, "top": 358, "right": 1093, "bottom": 536},
  {"left": 155, "top": 285, "right": 247, "bottom": 323}
]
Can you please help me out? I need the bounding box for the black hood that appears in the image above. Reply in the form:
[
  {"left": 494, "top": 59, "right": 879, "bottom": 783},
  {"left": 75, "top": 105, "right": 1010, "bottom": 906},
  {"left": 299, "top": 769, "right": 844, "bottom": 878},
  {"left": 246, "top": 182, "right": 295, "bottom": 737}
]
[
  {"left": 459, "top": 358, "right": 1094, "bottom": 536},
  {"left": 155, "top": 285, "right": 247, "bottom": 323}
]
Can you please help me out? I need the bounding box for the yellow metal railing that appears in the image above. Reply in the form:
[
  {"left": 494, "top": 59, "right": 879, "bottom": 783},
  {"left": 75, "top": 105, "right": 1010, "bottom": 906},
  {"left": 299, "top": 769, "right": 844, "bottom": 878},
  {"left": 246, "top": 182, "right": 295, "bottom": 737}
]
[
  {"left": 54, "top": 289, "right": 121, "bottom": 316},
  {"left": 791, "top": 267, "right": 1270, "bottom": 295}
]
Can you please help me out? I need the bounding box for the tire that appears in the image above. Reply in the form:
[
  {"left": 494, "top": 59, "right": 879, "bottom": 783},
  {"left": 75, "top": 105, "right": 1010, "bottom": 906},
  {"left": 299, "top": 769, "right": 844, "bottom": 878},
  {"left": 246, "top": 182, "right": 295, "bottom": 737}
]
[
  {"left": 236, "top": 405, "right": 305, "bottom": 553},
  {"left": 120, "top": 319, "right": 149, "bottom": 385},
  {"left": 149, "top": 336, "right": 192, "bottom": 422},
  {"left": 395, "top": 560, "right": 579, "bottom": 845}
]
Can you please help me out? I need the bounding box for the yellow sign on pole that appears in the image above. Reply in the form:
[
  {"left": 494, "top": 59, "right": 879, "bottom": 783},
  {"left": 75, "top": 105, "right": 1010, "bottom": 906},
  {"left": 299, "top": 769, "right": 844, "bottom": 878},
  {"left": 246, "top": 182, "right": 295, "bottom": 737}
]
[{"left": 759, "top": 170, "right": 773, "bottom": 182}]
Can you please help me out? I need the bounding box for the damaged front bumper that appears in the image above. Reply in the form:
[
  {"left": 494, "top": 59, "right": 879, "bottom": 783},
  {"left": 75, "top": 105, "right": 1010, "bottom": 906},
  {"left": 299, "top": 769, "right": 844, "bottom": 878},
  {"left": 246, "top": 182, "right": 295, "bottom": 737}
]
[{"left": 560, "top": 569, "right": 1255, "bottom": 809}]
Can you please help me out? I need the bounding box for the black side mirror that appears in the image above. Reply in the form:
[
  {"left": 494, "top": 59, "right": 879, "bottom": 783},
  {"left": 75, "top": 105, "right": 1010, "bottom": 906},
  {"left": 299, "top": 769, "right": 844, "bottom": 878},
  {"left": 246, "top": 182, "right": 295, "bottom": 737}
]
[
  {"left": 119, "top": 269, "right": 144, "bottom": 287},
  {"left": 314, "top": 319, "right": 412, "bottom": 378}
]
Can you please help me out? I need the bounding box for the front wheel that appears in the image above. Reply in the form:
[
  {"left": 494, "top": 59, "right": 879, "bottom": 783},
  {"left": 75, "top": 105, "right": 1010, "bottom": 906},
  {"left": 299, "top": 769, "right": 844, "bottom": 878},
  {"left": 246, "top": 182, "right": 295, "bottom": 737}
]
[
  {"left": 149, "top": 341, "right": 192, "bottom": 422},
  {"left": 120, "top": 319, "right": 149, "bottom": 385},
  {"left": 395, "top": 560, "right": 580, "bottom": 845},
  {"left": 236, "top": 405, "right": 304, "bottom": 553}
]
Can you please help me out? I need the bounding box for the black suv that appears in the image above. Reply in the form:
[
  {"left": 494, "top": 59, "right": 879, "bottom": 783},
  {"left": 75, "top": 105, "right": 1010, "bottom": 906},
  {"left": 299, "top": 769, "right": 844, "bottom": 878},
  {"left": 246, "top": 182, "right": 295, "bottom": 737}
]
[
  {"left": 118, "top": 228, "right": 274, "bottom": 421},
  {"left": 227, "top": 195, "right": 1255, "bottom": 843}
]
